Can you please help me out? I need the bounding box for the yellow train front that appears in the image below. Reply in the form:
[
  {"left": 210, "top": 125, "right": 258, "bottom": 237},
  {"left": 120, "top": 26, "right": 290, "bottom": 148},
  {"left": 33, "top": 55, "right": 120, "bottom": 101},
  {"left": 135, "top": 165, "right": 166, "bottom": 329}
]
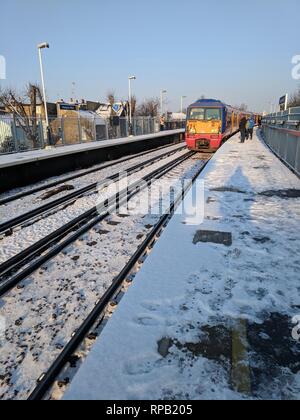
[{"left": 186, "top": 99, "right": 253, "bottom": 152}]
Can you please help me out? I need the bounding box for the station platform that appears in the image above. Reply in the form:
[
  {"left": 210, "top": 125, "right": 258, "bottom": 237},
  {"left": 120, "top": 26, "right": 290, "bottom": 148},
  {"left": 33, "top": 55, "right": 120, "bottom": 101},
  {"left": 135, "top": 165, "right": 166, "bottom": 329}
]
[
  {"left": 64, "top": 129, "right": 300, "bottom": 400},
  {"left": 0, "top": 129, "right": 184, "bottom": 193}
]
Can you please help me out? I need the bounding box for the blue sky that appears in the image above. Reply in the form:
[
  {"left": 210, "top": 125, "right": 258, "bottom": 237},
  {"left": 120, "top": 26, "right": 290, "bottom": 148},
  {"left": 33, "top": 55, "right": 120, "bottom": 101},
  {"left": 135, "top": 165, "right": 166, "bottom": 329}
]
[{"left": 0, "top": 0, "right": 299, "bottom": 113}]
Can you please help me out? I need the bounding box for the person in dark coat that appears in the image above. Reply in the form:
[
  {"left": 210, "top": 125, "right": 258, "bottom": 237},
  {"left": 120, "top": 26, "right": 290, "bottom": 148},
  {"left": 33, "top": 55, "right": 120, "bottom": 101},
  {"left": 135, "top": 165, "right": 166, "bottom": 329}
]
[{"left": 239, "top": 116, "right": 247, "bottom": 143}]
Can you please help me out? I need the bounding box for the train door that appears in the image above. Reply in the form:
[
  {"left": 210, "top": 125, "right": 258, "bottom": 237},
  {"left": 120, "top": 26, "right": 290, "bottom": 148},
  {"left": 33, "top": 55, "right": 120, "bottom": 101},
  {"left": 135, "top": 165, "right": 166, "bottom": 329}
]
[{"left": 232, "top": 112, "right": 235, "bottom": 133}]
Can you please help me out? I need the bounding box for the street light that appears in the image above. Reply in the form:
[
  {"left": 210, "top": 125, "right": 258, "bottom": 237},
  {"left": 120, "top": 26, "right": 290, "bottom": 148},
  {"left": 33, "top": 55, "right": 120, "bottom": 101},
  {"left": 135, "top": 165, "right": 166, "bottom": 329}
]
[
  {"left": 181, "top": 95, "right": 187, "bottom": 114},
  {"left": 160, "top": 90, "right": 167, "bottom": 116},
  {"left": 37, "top": 42, "right": 51, "bottom": 146},
  {"left": 128, "top": 76, "right": 136, "bottom": 135}
]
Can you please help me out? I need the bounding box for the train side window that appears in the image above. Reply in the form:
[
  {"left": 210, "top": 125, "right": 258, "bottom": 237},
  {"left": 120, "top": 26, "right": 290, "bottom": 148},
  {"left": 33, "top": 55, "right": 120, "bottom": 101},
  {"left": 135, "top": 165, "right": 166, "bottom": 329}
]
[{"left": 226, "top": 112, "right": 232, "bottom": 125}]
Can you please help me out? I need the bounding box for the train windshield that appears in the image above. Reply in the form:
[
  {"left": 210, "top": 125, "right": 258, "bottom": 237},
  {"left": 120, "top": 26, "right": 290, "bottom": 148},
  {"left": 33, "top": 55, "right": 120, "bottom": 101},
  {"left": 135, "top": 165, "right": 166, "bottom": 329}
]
[{"left": 188, "top": 108, "right": 221, "bottom": 121}]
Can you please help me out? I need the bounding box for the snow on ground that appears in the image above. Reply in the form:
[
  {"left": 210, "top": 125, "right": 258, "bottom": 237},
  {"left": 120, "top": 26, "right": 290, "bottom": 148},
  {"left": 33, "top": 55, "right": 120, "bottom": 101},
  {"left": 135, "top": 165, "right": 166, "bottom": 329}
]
[
  {"left": 0, "top": 142, "right": 184, "bottom": 223},
  {"left": 0, "top": 154, "right": 203, "bottom": 400},
  {"left": 64, "top": 130, "right": 300, "bottom": 401},
  {"left": 0, "top": 147, "right": 188, "bottom": 264}
]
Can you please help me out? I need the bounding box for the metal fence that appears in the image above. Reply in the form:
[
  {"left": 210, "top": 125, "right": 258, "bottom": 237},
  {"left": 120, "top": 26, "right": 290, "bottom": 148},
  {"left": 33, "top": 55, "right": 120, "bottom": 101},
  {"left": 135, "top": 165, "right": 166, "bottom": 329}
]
[
  {"left": 0, "top": 116, "right": 186, "bottom": 155},
  {"left": 261, "top": 106, "right": 300, "bottom": 176}
]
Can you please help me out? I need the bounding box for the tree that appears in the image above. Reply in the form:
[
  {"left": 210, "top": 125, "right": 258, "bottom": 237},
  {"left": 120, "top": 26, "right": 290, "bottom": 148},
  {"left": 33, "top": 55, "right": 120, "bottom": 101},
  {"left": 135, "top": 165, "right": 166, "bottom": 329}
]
[
  {"left": 288, "top": 86, "right": 300, "bottom": 108},
  {"left": 137, "top": 98, "right": 160, "bottom": 117},
  {"left": 130, "top": 95, "right": 137, "bottom": 116},
  {"left": 0, "top": 83, "right": 44, "bottom": 148}
]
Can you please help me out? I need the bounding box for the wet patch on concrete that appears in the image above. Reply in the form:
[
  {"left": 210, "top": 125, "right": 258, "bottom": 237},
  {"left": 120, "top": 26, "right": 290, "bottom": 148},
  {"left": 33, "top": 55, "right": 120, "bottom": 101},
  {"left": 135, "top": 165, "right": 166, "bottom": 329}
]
[
  {"left": 256, "top": 155, "right": 267, "bottom": 161},
  {"left": 259, "top": 189, "right": 300, "bottom": 199},
  {"left": 158, "top": 325, "right": 232, "bottom": 364},
  {"left": 206, "top": 216, "right": 221, "bottom": 221},
  {"left": 164, "top": 312, "right": 300, "bottom": 398},
  {"left": 157, "top": 337, "right": 173, "bottom": 358},
  {"left": 206, "top": 196, "right": 217, "bottom": 204},
  {"left": 210, "top": 187, "right": 247, "bottom": 194},
  {"left": 253, "top": 166, "right": 270, "bottom": 170},
  {"left": 193, "top": 230, "right": 232, "bottom": 247},
  {"left": 247, "top": 313, "right": 300, "bottom": 398},
  {"left": 180, "top": 325, "right": 232, "bottom": 362}
]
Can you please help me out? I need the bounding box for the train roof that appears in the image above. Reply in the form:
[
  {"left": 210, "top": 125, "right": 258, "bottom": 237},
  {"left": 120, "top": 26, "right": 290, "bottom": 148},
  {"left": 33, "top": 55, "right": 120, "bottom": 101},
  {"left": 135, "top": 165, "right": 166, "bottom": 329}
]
[
  {"left": 188, "top": 98, "right": 259, "bottom": 115},
  {"left": 189, "top": 99, "right": 227, "bottom": 108}
]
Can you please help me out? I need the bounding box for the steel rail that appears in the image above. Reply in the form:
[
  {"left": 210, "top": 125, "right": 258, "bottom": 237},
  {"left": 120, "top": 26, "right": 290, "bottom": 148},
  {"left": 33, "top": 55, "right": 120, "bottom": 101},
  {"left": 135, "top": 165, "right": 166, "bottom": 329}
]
[
  {"left": 0, "top": 142, "right": 185, "bottom": 206},
  {"left": 0, "top": 151, "right": 194, "bottom": 298},
  {"left": 0, "top": 145, "right": 186, "bottom": 236},
  {"left": 27, "top": 153, "right": 211, "bottom": 401}
]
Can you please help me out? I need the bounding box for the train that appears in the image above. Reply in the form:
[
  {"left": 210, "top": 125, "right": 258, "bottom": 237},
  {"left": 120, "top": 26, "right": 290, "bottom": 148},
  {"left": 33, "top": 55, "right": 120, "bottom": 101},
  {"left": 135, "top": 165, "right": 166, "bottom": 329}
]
[{"left": 185, "top": 99, "right": 260, "bottom": 152}]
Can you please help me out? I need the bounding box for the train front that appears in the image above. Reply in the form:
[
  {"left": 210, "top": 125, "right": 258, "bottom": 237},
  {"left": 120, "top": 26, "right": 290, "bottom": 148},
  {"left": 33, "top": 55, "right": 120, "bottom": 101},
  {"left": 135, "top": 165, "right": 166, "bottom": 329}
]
[{"left": 185, "top": 101, "right": 223, "bottom": 152}]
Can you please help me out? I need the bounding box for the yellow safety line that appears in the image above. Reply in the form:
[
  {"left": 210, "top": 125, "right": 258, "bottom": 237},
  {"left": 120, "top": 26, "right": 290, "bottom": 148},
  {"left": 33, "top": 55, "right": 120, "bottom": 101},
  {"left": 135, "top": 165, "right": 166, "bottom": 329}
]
[{"left": 231, "top": 319, "right": 251, "bottom": 395}]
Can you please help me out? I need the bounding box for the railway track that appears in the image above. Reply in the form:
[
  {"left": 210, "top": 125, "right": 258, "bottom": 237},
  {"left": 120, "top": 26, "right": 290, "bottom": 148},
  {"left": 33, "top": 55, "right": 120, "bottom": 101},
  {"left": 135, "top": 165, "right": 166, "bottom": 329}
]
[
  {"left": 0, "top": 141, "right": 185, "bottom": 207},
  {"left": 0, "top": 144, "right": 186, "bottom": 236},
  {"left": 0, "top": 151, "right": 194, "bottom": 298},
  {"left": 26, "top": 153, "right": 212, "bottom": 400}
]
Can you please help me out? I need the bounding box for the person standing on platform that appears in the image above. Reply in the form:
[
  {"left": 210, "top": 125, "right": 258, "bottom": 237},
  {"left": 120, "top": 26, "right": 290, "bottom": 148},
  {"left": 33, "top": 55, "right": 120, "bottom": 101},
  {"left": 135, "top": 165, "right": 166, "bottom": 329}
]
[
  {"left": 248, "top": 116, "right": 255, "bottom": 139},
  {"left": 160, "top": 115, "right": 166, "bottom": 131},
  {"left": 239, "top": 116, "right": 247, "bottom": 143}
]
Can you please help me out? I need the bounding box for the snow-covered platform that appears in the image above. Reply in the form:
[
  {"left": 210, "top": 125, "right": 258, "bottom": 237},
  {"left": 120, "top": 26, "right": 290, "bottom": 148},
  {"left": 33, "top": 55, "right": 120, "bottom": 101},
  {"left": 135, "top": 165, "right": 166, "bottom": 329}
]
[
  {"left": 0, "top": 130, "right": 184, "bottom": 169},
  {"left": 0, "top": 129, "right": 184, "bottom": 192},
  {"left": 64, "top": 129, "right": 300, "bottom": 400}
]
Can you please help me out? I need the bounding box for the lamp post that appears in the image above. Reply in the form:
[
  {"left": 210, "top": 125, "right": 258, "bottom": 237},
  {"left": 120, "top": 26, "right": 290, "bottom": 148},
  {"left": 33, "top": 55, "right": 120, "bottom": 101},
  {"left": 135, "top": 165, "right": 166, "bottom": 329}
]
[
  {"left": 181, "top": 95, "right": 187, "bottom": 114},
  {"left": 128, "top": 76, "right": 136, "bottom": 136},
  {"left": 160, "top": 89, "right": 167, "bottom": 116},
  {"left": 37, "top": 42, "right": 51, "bottom": 146}
]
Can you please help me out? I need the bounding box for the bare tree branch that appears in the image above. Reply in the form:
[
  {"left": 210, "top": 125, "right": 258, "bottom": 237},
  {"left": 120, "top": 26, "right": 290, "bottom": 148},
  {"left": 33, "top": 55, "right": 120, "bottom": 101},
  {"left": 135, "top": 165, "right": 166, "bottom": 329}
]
[
  {"left": 0, "top": 83, "right": 44, "bottom": 148},
  {"left": 288, "top": 86, "right": 300, "bottom": 108},
  {"left": 137, "top": 98, "right": 160, "bottom": 117}
]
